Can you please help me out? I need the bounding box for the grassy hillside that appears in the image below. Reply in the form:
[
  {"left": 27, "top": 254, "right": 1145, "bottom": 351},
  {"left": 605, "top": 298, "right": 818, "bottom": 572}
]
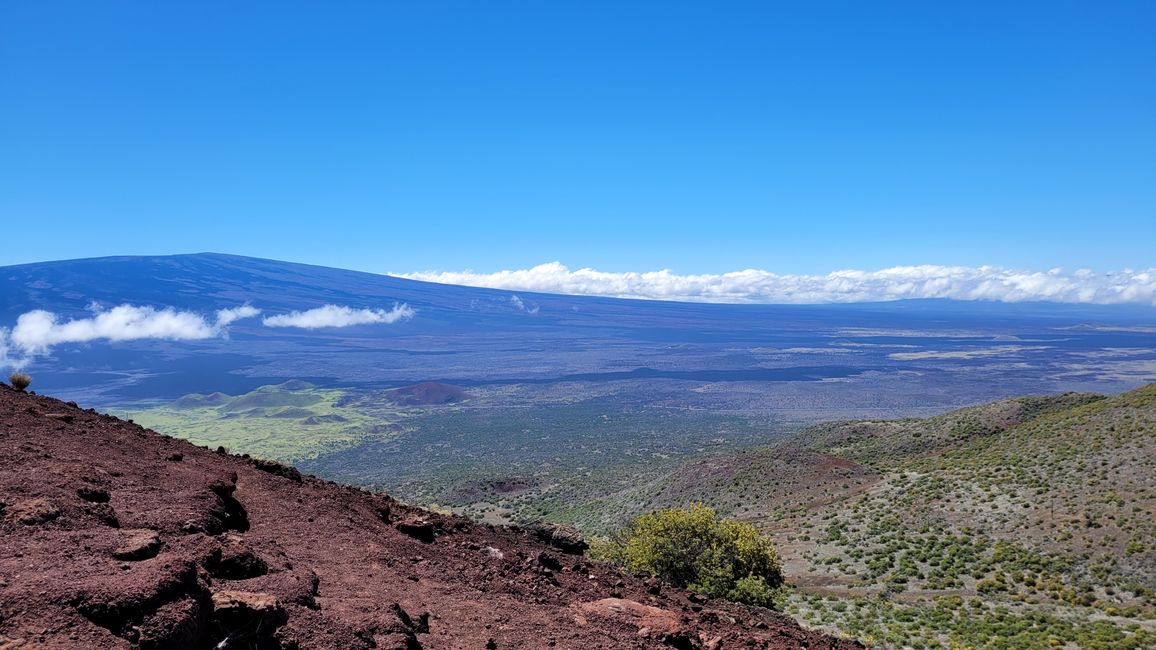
[
  {"left": 788, "top": 392, "right": 1105, "bottom": 466},
  {"left": 117, "top": 381, "right": 403, "bottom": 462},
  {"left": 608, "top": 386, "right": 1156, "bottom": 649}
]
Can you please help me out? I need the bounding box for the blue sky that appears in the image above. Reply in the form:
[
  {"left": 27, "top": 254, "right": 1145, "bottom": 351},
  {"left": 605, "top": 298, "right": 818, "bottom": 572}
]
[{"left": 2, "top": 1, "right": 1153, "bottom": 275}]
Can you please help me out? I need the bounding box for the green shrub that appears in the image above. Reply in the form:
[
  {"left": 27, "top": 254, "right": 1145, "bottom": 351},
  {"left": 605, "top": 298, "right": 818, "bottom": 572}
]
[
  {"left": 9, "top": 372, "right": 31, "bottom": 392},
  {"left": 593, "top": 504, "right": 785, "bottom": 607}
]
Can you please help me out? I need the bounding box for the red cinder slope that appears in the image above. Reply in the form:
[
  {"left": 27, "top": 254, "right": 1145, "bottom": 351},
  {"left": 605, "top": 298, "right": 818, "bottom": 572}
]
[{"left": 0, "top": 384, "right": 860, "bottom": 650}]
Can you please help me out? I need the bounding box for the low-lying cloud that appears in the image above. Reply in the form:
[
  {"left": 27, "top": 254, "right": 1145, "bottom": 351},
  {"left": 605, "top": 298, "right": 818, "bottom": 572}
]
[
  {"left": 262, "top": 304, "right": 415, "bottom": 329},
  {"left": 509, "top": 295, "right": 539, "bottom": 315},
  {"left": 0, "top": 330, "right": 15, "bottom": 370},
  {"left": 398, "top": 263, "right": 1156, "bottom": 306},
  {"left": 215, "top": 305, "right": 262, "bottom": 327},
  {"left": 9, "top": 304, "right": 259, "bottom": 354},
  {"left": 0, "top": 303, "right": 262, "bottom": 369},
  {"left": 0, "top": 301, "right": 419, "bottom": 370},
  {"left": 889, "top": 345, "right": 1053, "bottom": 361}
]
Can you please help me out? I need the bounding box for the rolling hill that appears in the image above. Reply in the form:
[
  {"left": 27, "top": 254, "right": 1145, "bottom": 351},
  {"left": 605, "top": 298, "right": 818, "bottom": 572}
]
[{"left": 605, "top": 385, "right": 1156, "bottom": 648}]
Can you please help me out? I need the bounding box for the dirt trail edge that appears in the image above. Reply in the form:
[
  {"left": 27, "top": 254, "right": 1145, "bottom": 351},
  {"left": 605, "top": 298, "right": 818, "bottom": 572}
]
[{"left": 0, "top": 384, "right": 861, "bottom": 650}]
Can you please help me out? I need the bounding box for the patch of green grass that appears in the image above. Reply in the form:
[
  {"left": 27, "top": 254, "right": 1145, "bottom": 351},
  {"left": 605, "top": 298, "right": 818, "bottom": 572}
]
[{"left": 118, "top": 381, "right": 402, "bottom": 462}]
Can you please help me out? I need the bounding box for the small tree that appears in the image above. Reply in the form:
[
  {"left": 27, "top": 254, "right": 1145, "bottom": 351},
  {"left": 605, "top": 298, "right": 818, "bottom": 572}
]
[
  {"left": 593, "top": 504, "right": 786, "bottom": 607},
  {"left": 9, "top": 372, "right": 31, "bottom": 392}
]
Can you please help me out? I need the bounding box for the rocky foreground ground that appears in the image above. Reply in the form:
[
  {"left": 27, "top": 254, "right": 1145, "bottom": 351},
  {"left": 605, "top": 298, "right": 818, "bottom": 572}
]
[{"left": 0, "top": 383, "right": 860, "bottom": 649}]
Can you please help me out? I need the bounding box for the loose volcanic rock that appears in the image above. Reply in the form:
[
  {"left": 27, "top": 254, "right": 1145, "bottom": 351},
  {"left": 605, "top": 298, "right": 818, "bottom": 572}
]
[{"left": 535, "top": 551, "right": 563, "bottom": 572}]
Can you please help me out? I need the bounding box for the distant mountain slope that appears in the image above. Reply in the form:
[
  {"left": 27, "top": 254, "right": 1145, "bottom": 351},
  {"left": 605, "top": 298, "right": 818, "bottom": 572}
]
[
  {"left": 0, "top": 383, "right": 861, "bottom": 650},
  {"left": 4, "top": 253, "right": 1155, "bottom": 411}
]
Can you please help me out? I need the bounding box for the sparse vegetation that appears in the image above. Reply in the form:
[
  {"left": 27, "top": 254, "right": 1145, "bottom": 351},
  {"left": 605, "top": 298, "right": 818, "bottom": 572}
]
[
  {"left": 587, "top": 386, "right": 1156, "bottom": 647},
  {"left": 8, "top": 372, "right": 31, "bottom": 392},
  {"left": 592, "top": 504, "right": 786, "bottom": 607}
]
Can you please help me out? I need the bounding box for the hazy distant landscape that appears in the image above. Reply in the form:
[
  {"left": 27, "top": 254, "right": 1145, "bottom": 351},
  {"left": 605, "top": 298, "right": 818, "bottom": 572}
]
[
  {"left": 6, "top": 254, "right": 1155, "bottom": 409},
  {"left": 5, "top": 255, "right": 1154, "bottom": 518}
]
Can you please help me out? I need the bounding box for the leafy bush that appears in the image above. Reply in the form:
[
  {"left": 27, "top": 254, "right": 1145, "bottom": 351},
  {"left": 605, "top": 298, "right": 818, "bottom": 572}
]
[
  {"left": 9, "top": 372, "right": 31, "bottom": 392},
  {"left": 593, "top": 504, "right": 785, "bottom": 607}
]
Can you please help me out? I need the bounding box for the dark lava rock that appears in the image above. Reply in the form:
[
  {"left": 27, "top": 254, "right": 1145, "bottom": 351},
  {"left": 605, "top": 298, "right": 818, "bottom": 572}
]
[
  {"left": 396, "top": 517, "right": 436, "bottom": 543},
  {"left": 536, "top": 552, "right": 563, "bottom": 572},
  {"left": 77, "top": 486, "right": 110, "bottom": 503},
  {"left": 251, "top": 458, "right": 303, "bottom": 483}
]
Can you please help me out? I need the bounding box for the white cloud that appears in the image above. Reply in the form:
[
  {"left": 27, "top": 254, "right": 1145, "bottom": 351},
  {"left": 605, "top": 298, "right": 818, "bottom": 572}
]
[
  {"left": 0, "top": 303, "right": 260, "bottom": 370},
  {"left": 509, "top": 295, "right": 539, "bottom": 315},
  {"left": 397, "top": 263, "right": 1156, "bottom": 306},
  {"left": 889, "top": 345, "right": 1052, "bottom": 360},
  {"left": 752, "top": 347, "right": 857, "bottom": 354},
  {"left": 262, "top": 304, "right": 415, "bottom": 329},
  {"left": 11, "top": 305, "right": 218, "bottom": 354},
  {"left": 0, "top": 328, "right": 20, "bottom": 371},
  {"left": 215, "top": 304, "right": 261, "bottom": 327}
]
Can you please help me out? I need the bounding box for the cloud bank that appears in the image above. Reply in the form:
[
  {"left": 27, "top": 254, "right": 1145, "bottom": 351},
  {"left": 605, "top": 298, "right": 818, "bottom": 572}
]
[
  {"left": 0, "top": 301, "right": 419, "bottom": 370},
  {"left": 398, "top": 263, "right": 1156, "bottom": 306},
  {"left": 262, "top": 304, "right": 415, "bottom": 329}
]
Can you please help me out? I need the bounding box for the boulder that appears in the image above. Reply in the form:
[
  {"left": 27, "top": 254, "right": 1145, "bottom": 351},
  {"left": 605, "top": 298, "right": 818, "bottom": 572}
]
[
  {"left": 112, "top": 529, "right": 163, "bottom": 561},
  {"left": 396, "top": 517, "right": 435, "bottom": 543},
  {"left": 577, "top": 598, "right": 684, "bottom": 638},
  {"left": 207, "top": 533, "right": 268, "bottom": 579},
  {"left": 526, "top": 522, "right": 588, "bottom": 554},
  {"left": 8, "top": 498, "right": 60, "bottom": 525}
]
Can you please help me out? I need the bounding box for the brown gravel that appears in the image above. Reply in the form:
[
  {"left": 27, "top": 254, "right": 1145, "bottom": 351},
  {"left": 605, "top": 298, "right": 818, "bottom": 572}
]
[{"left": 0, "top": 383, "right": 862, "bottom": 650}]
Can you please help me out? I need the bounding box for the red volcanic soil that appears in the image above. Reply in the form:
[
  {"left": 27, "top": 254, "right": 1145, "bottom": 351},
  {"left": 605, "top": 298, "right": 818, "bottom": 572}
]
[
  {"left": 384, "top": 382, "right": 469, "bottom": 406},
  {"left": 0, "top": 384, "right": 860, "bottom": 650}
]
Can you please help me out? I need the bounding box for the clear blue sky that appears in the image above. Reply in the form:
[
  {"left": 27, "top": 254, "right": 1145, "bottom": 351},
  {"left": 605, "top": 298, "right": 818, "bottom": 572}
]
[{"left": 2, "top": 1, "right": 1153, "bottom": 274}]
